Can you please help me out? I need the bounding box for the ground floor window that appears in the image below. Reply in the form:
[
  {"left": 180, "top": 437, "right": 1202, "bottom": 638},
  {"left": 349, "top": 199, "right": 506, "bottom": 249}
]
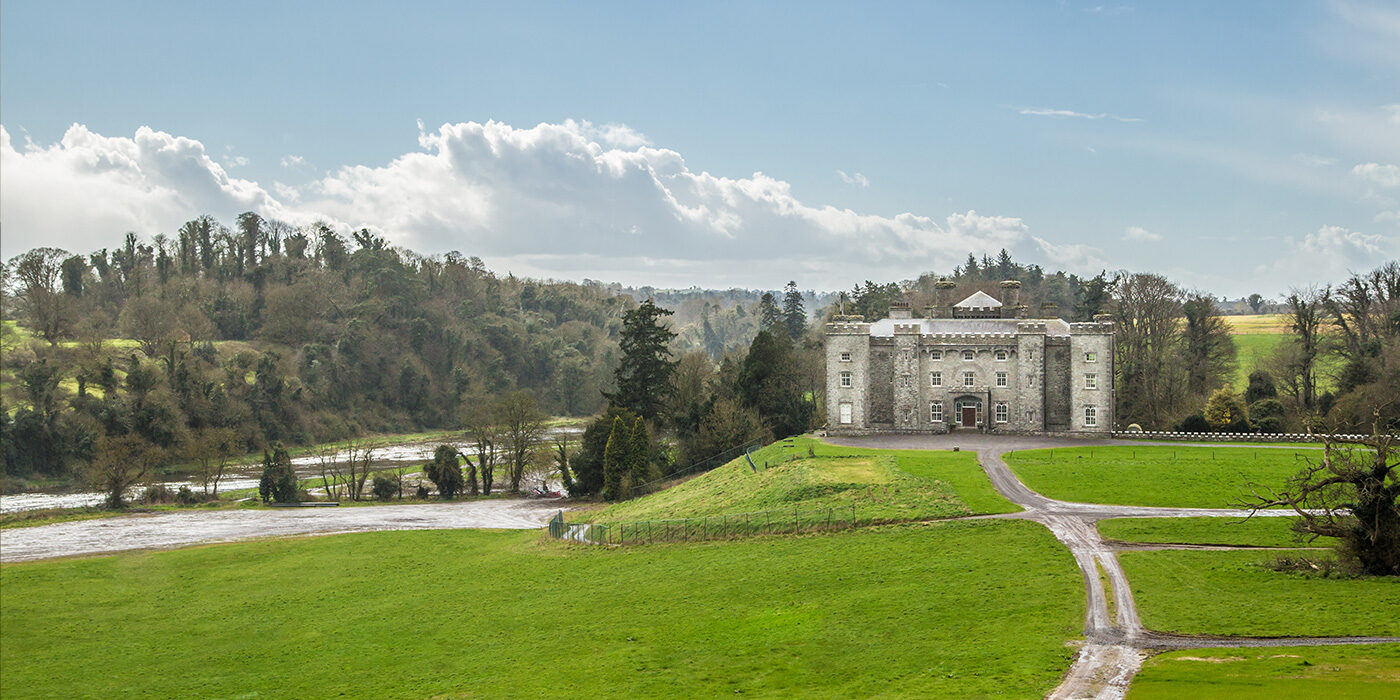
[
  {"left": 995, "top": 402, "right": 1008, "bottom": 423},
  {"left": 839, "top": 402, "right": 853, "bottom": 424},
  {"left": 1084, "top": 405, "right": 1097, "bottom": 427},
  {"left": 930, "top": 401, "right": 944, "bottom": 422}
]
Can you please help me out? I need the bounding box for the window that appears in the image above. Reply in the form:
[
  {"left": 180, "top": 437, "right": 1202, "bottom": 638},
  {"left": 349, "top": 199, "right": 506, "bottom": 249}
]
[
  {"left": 899, "top": 374, "right": 911, "bottom": 388},
  {"left": 930, "top": 371, "right": 942, "bottom": 387},
  {"left": 962, "top": 350, "right": 974, "bottom": 361},
  {"left": 963, "top": 371, "right": 976, "bottom": 388},
  {"left": 840, "top": 351, "right": 852, "bottom": 362},
  {"left": 930, "top": 349, "right": 943, "bottom": 360},
  {"left": 1028, "top": 349, "right": 1035, "bottom": 360},
  {"left": 1084, "top": 373, "right": 1097, "bottom": 390},
  {"left": 1027, "top": 408, "right": 1036, "bottom": 422},
  {"left": 995, "top": 402, "right": 1008, "bottom": 423},
  {"left": 995, "top": 349, "right": 1008, "bottom": 361},
  {"left": 930, "top": 401, "right": 944, "bottom": 422},
  {"left": 1085, "top": 351, "right": 1097, "bottom": 363},
  {"left": 1085, "top": 405, "right": 1098, "bottom": 427},
  {"left": 839, "top": 402, "right": 853, "bottom": 424},
  {"left": 995, "top": 371, "right": 1008, "bottom": 388},
  {"left": 840, "top": 371, "right": 852, "bottom": 388}
]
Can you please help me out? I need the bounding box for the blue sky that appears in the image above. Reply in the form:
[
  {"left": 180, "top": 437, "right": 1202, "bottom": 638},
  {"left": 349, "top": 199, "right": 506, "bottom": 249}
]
[{"left": 2, "top": 1, "right": 1396, "bottom": 296}]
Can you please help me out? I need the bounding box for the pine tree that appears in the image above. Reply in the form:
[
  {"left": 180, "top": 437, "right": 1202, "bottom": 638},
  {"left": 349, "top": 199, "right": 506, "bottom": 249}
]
[
  {"left": 782, "top": 281, "right": 806, "bottom": 340},
  {"left": 757, "top": 292, "right": 783, "bottom": 331},
  {"left": 606, "top": 299, "right": 678, "bottom": 423}
]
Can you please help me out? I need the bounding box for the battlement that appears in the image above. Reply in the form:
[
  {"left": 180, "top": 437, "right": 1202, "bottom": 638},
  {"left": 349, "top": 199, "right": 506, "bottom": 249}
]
[
  {"left": 916, "top": 333, "right": 1020, "bottom": 342},
  {"left": 1069, "top": 322, "right": 1114, "bottom": 334},
  {"left": 893, "top": 323, "right": 923, "bottom": 335},
  {"left": 826, "top": 321, "right": 872, "bottom": 334},
  {"left": 1016, "top": 322, "right": 1048, "bottom": 334}
]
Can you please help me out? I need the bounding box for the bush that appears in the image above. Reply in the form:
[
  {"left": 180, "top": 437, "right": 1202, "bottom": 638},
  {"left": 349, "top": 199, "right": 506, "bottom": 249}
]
[
  {"left": 142, "top": 483, "right": 176, "bottom": 504},
  {"left": 371, "top": 474, "right": 398, "bottom": 501},
  {"left": 1178, "top": 413, "right": 1210, "bottom": 432},
  {"left": 175, "top": 485, "right": 201, "bottom": 505},
  {"left": 1244, "top": 370, "right": 1278, "bottom": 404},
  {"left": 1255, "top": 416, "right": 1284, "bottom": 434},
  {"left": 1248, "top": 398, "right": 1286, "bottom": 430}
]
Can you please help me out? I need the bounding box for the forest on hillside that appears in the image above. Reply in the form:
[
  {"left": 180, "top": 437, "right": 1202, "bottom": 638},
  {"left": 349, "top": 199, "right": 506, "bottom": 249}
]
[{"left": 2, "top": 212, "right": 1397, "bottom": 491}]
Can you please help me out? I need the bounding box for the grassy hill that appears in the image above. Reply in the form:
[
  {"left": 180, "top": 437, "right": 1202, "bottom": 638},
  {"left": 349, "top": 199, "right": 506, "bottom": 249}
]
[{"left": 570, "top": 437, "right": 1018, "bottom": 527}]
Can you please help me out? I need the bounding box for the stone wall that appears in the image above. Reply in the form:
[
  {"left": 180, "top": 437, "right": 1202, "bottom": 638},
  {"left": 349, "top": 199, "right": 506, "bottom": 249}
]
[
  {"left": 1043, "top": 338, "right": 1071, "bottom": 431},
  {"left": 825, "top": 322, "right": 871, "bottom": 433}
]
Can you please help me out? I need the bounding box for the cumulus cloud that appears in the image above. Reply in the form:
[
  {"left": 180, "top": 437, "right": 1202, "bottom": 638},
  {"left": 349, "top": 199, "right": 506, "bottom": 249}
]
[
  {"left": 837, "top": 170, "right": 869, "bottom": 187},
  {"left": 1122, "top": 226, "right": 1161, "bottom": 242},
  {"left": 1256, "top": 224, "right": 1395, "bottom": 287},
  {"left": 1018, "top": 107, "right": 1143, "bottom": 122},
  {"left": 1, "top": 118, "right": 1076, "bottom": 286},
  {"left": 281, "top": 155, "right": 306, "bottom": 167},
  {"left": 0, "top": 123, "right": 282, "bottom": 257},
  {"left": 1354, "top": 162, "right": 1400, "bottom": 188}
]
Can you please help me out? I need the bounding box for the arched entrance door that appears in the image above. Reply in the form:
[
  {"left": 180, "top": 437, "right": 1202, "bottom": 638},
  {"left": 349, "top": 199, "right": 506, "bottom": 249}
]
[{"left": 952, "top": 396, "right": 983, "bottom": 429}]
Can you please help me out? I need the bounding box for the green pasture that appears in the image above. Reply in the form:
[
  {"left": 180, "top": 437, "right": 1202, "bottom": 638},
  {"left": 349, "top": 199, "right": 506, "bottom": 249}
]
[
  {"left": 1128, "top": 644, "right": 1400, "bottom": 699},
  {"left": 1097, "top": 516, "right": 1308, "bottom": 548},
  {"left": 572, "top": 437, "right": 1018, "bottom": 526},
  {"left": 1004, "top": 446, "right": 1322, "bottom": 508},
  {"left": 0, "top": 521, "right": 1081, "bottom": 699},
  {"left": 1119, "top": 549, "right": 1400, "bottom": 637}
]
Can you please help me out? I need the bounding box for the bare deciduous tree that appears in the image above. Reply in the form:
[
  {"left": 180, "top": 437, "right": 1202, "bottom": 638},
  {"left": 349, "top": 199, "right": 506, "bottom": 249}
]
[
  {"left": 499, "top": 391, "right": 545, "bottom": 494},
  {"left": 88, "top": 434, "right": 161, "bottom": 508}
]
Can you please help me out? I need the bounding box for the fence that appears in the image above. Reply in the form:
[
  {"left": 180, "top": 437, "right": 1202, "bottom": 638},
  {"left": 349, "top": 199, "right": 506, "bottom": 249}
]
[
  {"left": 627, "top": 438, "right": 769, "bottom": 499},
  {"left": 1111, "top": 430, "right": 1376, "bottom": 442},
  {"left": 548, "top": 505, "right": 861, "bottom": 546}
]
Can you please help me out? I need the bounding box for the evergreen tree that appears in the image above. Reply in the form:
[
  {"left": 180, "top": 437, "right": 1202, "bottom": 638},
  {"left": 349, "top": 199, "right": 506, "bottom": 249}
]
[
  {"left": 757, "top": 292, "right": 783, "bottom": 331},
  {"left": 628, "top": 416, "right": 652, "bottom": 487},
  {"left": 607, "top": 299, "right": 677, "bottom": 423},
  {"left": 995, "top": 248, "right": 1015, "bottom": 279},
  {"left": 602, "top": 416, "right": 629, "bottom": 501},
  {"left": 259, "top": 442, "right": 298, "bottom": 503},
  {"left": 1075, "top": 272, "right": 1112, "bottom": 321},
  {"left": 424, "top": 443, "right": 465, "bottom": 499},
  {"left": 782, "top": 281, "right": 806, "bottom": 340},
  {"left": 737, "top": 330, "right": 814, "bottom": 438}
]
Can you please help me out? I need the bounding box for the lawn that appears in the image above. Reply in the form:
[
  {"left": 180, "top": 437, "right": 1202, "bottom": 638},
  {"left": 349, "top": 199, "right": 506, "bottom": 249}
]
[
  {"left": 1097, "top": 516, "right": 1308, "bottom": 548},
  {"left": 1004, "top": 446, "right": 1321, "bottom": 508},
  {"left": 1119, "top": 549, "right": 1400, "bottom": 637},
  {"left": 0, "top": 520, "right": 1082, "bottom": 699},
  {"left": 1128, "top": 644, "right": 1400, "bottom": 699},
  {"left": 572, "top": 437, "right": 1018, "bottom": 526}
]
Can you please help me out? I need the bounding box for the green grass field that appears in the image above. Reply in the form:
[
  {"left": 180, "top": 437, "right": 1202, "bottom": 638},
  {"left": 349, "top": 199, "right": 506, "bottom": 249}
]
[
  {"left": 1128, "top": 644, "right": 1400, "bottom": 699},
  {"left": 1098, "top": 517, "right": 1308, "bottom": 548},
  {"left": 1119, "top": 549, "right": 1400, "bottom": 637},
  {"left": 1004, "top": 446, "right": 1319, "bottom": 508},
  {"left": 573, "top": 437, "right": 1018, "bottom": 526},
  {"left": 0, "top": 521, "right": 1082, "bottom": 699}
]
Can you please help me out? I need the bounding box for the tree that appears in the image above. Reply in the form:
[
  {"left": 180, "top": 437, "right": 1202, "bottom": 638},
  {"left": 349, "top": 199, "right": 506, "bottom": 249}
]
[
  {"left": 553, "top": 437, "right": 576, "bottom": 495},
  {"left": 1247, "top": 293, "right": 1266, "bottom": 314},
  {"left": 782, "top": 281, "right": 806, "bottom": 340},
  {"left": 1240, "top": 431, "right": 1399, "bottom": 576},
  {"left": 342, "top": 441, "right": 376, "bottom": 501},
  {"left": 1181, "top": 292, "right": 1236, "bottom": 397},
  {"left": 602, "top": 416, "right": 631, "bottom": 501},
  {"left": 424, "top": 444, "right": 465, "bottom": 499},
  {"left": 87, "top": 434, "right": 160, "bottom": 508},
  {"left": 1112, "top": 273, "right": 1185, "bottom": 427},
  {"left": 371, "top": 474, "right": 399, "bottom": 501},
  {"left": 1202, "top": 387, "right": 1250, "bottom": 432},
  {"left": 1281, "top": 287, "right": 1326, "bottom": 413},
  {"left": 10, "top": 247, "right": 74, "bottom": 344},
  {"left": 606, "top": 299, "right": 677, "bottom": 423},
  {"left": 259, "top": 442, "right": 298, "bottom": 503},
  {"left": 464, "top": 408, "right": 500, "bottom": 496},
  {"left": 627, "top": 415, "right": 655, "bottom": 488},
  {"left": 189, "top": 427, "right": 237, "bottom": 496},
  {"left": 1244, "top": 370, "right": 1278, "bottom": 405},
  {"left": 498, "top": 391, "right": 545, "bottom": 493},
  {"left": 1074, "top": 272, "right": 1113, "bottom": 322},
  {"left": 119, "top": 295, "right": 179, "bottom": 357},
  {"left": 757, "top": 292, "right": 783, "bottom": 332},
  {"left": 570, "top": 406, "right": 640, "bottom": 497},
  {"left": 691, "top": 396, "right": 770, "bottom": 462},
  {"left": 738, "top": 330, "right": 814, "bottom": 439}
]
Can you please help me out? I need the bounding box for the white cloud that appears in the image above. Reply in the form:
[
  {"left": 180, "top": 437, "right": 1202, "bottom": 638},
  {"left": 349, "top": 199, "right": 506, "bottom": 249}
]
[
  {"left": 1122, "top": 226, "right": 1160, "bottom": 242},
  {"left": 1031, "top": 236, "right": 1110, "bottom": 273},
  {"left": 836, "top": 170, "right": 869, "bottom": 187},
  {"left": 1256, "top": 224, "right": 1395, "bottom": 288},
  {"left": 281, "top": 155, "right": 306, "bottom": 167},
  {"left": 0, "top": 123, "right": 282, "bottom": 258},
  {"left": 1, "top": 119, "right": 1059, "bottom": 287},
  {"left": 226, "top": 155, "right": 249, "bottom": 167},
  {"left": 1018, "top": 107, "right": 1143, "bottom": 122},
  {"left": 1354, "top": 162, "right": 1400, "bottom": 188}
]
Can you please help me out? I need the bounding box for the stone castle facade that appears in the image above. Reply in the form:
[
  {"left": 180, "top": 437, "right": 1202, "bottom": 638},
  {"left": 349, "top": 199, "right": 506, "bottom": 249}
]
[{"left": 825, "top": 280, "right": 1114, "bottom": 435}]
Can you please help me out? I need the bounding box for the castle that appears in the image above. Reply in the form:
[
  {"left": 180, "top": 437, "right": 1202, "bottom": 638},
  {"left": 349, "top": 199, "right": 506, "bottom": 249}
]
[{"left": 825, "top": 280, "right": 1113, "bottom": 435}]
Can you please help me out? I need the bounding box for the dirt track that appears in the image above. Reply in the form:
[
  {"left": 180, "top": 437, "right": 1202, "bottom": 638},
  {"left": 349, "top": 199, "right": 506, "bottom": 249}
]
[
  {"left": 0, "top": 499, "right": 562, "bottom": 563},
  {"left": 826, "top": 433, "right": 1399, "bottom": 700}
]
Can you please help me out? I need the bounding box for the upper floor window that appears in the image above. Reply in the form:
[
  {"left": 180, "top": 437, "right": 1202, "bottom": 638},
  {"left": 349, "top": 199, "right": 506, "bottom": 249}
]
[
  {"left": 1084, "top": 373, "right": 1097, "bottom": 390},
  {"left": 1084, "top": 405, "right": 1098, "bottom": 427},
  {"left": 1085, "top": 351, "right": 1097, "bottom": 363},
  {"left": 840, "top": 371, "right": 852, "bottom": 388},
  {"left": 994, "top": 349, "right": 1008, "bottom": 361},
  {"left": 899, "top": 374, "right": 911, "bottom": 388},
  {"left": 962, "top": 350, "right": 974, "bottom": 361},
  {"left": 840, "top": 351, "right": 852, "bottom": 362},
  {"left": 963, "top": 371, "right": 976, "bottom": 388},
  {"left": 995, "top": 371, "right": 1008, "bottom": 388},
  {"left": 930, "top": 349, "right": 943, "bottom": 360},
  {"left": 930, "top": 371, "right": 943, "bottom": 387}
]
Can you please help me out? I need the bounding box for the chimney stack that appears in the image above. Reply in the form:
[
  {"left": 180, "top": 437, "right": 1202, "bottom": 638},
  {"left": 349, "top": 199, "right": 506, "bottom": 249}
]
[
  {"left": 1000, "top": 280, "right": 1022, "bottom": 318},
  {"left": 888, "top": 301, "right": 912, "bottom": 319},
  {"left": 932, "top": 279, "right": 957, "bottom": 318},
  {"left": 1040, "top": 302, "right": 1060, "bottom": 319}
]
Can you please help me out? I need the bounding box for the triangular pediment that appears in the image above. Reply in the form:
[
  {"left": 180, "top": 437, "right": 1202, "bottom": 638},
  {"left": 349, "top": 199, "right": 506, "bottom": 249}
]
[{"left": 953, "top": 290, "right": 1002, "bottom": 308}]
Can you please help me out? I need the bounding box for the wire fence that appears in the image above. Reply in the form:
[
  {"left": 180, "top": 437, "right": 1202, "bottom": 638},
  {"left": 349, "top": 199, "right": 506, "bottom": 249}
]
[
  {"left": 627, "top": 438, "right": 768, "bottom": 499},
  {"left": 548, "top": 505, "right": 861, "bottom": 546}
]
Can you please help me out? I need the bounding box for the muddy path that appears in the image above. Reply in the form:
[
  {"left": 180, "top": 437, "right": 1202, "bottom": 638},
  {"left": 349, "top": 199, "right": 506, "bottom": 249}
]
[
  {"left": 827, "top": 433, "right": 1398, "bottom": 700},
  {"left": 0, "top": 499, "right": 563, "bottom": 563}
]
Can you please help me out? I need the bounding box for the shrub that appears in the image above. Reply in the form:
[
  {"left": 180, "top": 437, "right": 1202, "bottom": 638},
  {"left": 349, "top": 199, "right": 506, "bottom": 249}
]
[
  {"left": 142, "top": 483, "right": 176, "bottom": 504},
  {"left": 175, "top": 485, "right": 201, "bottom": 505},
  {"left": 371, "top": 474, "right": 398, "bottom": 501},
  {"left": 1244, "top": 370, "right": 1277, "bottom": 404},
  {"left": 1248, "top": 398, "right": 1286, "bottom": 430},
  {"left": 1203, "top": 388, "right": 1251, "bottom": 432},
  {"left": 1178, "top": 413, "right": 1210, "bottom": 432}
]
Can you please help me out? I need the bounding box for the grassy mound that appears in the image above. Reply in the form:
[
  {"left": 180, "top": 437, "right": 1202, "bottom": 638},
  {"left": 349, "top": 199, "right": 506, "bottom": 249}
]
[
  {"left": 1119, "top": 549, "right": 1400, "bottom": 637},
  {"left": 1098, "top": 517, "right": 1308, "bottom": 548},
  {"left": 573, "top": 437, "right": 1017, "bottom": 526},
  {"left": 1129, "top": 644, "right": 1400, "bottom": 699},
  {"left": 1, "top": 521, "right": 1080, "bottom": 699},
  {"left": 1004, "top": 446, "right": 1321, "bottom": 508}
]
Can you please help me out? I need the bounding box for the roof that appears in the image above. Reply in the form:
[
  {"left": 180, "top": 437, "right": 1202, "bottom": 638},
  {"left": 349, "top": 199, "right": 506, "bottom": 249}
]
[
  {"left": 954, "top": 290, "right": 1002, "bottom": 308},
  {"left": 867, "top": 317, "right": 1072, "bottom": 337}
]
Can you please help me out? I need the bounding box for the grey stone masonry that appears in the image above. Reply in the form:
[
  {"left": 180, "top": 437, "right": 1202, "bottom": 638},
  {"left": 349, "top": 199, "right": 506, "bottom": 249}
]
[{"left": 825, "top": 284, "right": 1113, "bottom": 436}]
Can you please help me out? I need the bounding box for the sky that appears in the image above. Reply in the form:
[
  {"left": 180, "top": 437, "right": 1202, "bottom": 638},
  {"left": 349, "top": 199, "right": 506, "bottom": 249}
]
[{"left": 1, "top": 0, "right": 1396, "bottom": 297}]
